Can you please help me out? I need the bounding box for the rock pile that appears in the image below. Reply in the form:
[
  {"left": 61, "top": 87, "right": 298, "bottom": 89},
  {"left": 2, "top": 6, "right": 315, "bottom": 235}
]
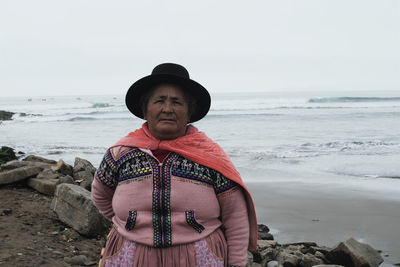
[
  {"left": 0, "top": 152, "right": 110, "bottom": 237},
  {"left": 248, "top": 227, "right": 383, "bottom": 267},
  {"left": 0, "top": 149, "right": 386, "bottom": 267}
]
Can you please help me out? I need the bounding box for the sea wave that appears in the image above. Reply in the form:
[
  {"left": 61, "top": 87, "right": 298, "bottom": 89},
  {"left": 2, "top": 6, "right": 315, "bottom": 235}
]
[
  {"left": 91, "top": 103, "right": 111, "bottom": 108},
  {"left": 308, "top": 97, "right": 400, "bottom": 103}
]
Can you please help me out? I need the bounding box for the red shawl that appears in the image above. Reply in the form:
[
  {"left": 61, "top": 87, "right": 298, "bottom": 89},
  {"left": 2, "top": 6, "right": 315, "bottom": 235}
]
[{"left": 112, "top": 123, "right": 258, "bottom": 252}]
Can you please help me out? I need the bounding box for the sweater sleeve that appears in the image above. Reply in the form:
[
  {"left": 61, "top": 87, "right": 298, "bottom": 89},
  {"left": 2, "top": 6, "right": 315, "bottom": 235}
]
[
  {"left": 215, "top": 175, "right": 250, "bottom": 267},
  {"left": 91, "top": 148, "right": 118, "bottom": 220}
]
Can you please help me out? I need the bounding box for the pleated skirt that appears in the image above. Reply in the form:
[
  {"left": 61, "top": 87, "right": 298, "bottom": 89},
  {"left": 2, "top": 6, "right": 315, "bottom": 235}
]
[{"left": 99, "top": 227, "right": 228, "bottom": 267}]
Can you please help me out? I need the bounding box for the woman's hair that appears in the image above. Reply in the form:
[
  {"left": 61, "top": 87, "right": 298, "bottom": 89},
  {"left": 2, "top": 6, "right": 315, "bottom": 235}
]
[{"left": 140, "top": 83, "right": 197, "bottom": 121}]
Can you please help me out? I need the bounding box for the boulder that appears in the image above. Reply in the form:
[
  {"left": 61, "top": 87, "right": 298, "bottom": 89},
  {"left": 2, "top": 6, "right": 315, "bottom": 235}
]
[
  {"left": 73, "top": 157, "right": 96, "bottom": 191},
  {"left": 51, "top": 183, "right": 110, "bottom": 236},
  {"left": 23, "top": 155, "right": 57, "bottom": 164},
  {"left": 52, "top": 160, "right": 73, "bottom": 176},
  {"left": 0, "top": 166, "right": 43, "bottom": 185},
  {"left": 258, "top": 240, "right": 278, "bottom": 250},
  {"left": 326, "top": 237, "right": 383, "bottom": 267},
  {"left": 27, "top": 175, "right": 74, "bottom": 195},
  {"left": 0, "top": 159, "right": 52, "bottom": 171},
  {"left": 299, "top": 253, "right": 324, "bottom": 267},
  {"left": 276, "top": 251, "right": 301, "bottom": 267},
  {"left": 73, "top": 157, "right": 96, "bottom": 175},
  {"left": 258, "top": 223, "right": 274, "bottom": 240},
  {"left": 267, "top": 261, "right": 279, "bottom": 267},
  {"left": 37, "top": 169, "right": 62, "bottom": 180},
  {"left": 0, "top": 146, "right": 17, "bottom": 165},
  {"left": 0, "top": 110, "right": 14, "bottom": 120},
  {"left": 313, "top": 265, "right": 345, "bottom": 267},
  {"left": 74, "top": 169, "right": 94, "bottom": 191}
]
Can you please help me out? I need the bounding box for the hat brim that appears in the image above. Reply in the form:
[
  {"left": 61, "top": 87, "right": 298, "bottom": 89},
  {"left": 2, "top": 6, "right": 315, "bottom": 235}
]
[{"left": 125, "top": 74, "right": 211, "bottom": 123}]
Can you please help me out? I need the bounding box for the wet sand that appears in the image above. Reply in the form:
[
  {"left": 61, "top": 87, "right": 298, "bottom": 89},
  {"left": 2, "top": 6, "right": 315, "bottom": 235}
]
[{"left": 247, "top": 181, "right": 400, "bottom": 266}]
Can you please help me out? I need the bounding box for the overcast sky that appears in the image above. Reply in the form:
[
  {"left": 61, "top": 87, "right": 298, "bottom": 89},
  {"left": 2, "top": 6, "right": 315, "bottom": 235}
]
[{"left": 1, "top": 0, "right": 399, "bottom": 96}]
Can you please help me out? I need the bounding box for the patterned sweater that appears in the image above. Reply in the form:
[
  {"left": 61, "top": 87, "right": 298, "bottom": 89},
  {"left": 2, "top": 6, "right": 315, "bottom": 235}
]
[{"left": 92, "top": 145, "right": 249, "bottom": 266}]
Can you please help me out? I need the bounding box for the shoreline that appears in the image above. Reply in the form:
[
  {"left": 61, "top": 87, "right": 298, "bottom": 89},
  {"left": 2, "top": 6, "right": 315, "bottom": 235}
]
[{"left": 247, "top": 181, "right": 400, "bottom": 266}]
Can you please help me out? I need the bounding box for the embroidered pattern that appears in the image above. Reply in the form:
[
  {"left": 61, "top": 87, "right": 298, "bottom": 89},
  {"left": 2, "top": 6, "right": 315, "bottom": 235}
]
[
  {"left": 117, "top": 149, "right": 152, "bottom": 182},
  {"left": 149, "top": 153, "right": 177, "bottom": 248},
  {"left": 185, "top": 210, "right": 205, "bottom": 233},
  {"left": 194, "top": 239, "right": 224, "bottom": 267},
  {"left": 125, "top": 210, "right": 137, "bottom": 231},
  {"left": 95, "top": 149, "right": 118, "bottom": 189},
  {"left": 104, "top": 240, "right": 136, "bottom": 267}
]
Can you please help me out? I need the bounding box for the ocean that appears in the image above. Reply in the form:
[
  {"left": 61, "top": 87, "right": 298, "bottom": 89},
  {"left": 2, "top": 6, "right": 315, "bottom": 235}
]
[
  {"left": 1, "top": 90, "right": 400, "bottom": 265},
  {"left": 1, "top": 90, "right": 399, "bottom": 196}
]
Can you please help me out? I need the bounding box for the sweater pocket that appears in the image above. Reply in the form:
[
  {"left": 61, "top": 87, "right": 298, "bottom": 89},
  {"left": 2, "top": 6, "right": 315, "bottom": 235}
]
[
  {"left": 185, "top": 210, "right": 204, "bottom": 233},
  {"left": 125, "top": 210, "right": 137, "bottom": 231}
]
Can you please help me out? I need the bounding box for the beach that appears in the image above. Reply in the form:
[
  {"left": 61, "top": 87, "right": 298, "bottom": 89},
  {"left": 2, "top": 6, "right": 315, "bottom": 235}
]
[
  {"left": 247, "top": 181, "right": 400, "bottom": 266},
  {"left": 1, "top": 91, "right": 400, "bottom": 265}
]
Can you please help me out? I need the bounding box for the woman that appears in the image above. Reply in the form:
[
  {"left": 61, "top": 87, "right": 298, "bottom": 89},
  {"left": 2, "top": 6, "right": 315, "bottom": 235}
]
[{"left": 92, "top": 63, "right": 257, "bottom": 267}]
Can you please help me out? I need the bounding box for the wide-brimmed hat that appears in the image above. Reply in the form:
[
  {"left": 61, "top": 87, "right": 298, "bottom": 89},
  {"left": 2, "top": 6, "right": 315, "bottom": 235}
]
[{"left": 125, "top": 63, "right": 211, "bottom": 123}]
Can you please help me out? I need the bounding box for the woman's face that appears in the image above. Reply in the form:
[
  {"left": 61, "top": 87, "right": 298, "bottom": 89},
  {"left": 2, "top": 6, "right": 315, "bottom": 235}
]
[{"left": 144, "top": 84, "right": 190, "bottom": 140}]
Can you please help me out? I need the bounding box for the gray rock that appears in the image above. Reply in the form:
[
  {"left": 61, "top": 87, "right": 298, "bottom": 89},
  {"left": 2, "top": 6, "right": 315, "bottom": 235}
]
[
  {"left": 27, "top": 178, "right": 60, "bottom": 195},
  {"left": 326, "top": 237, "right": 383, "bottom": 267},
  {"left": 267, "top": 261, "right": 279, "bottom": 267},
  {"left": 52, "top": 160, "right": 73, "bottom": 176},
  {"left": 74, "top": 169, "right": 94, "bottom": 191},
  {"left": 0, "top": 110, "right": 15, "bottom": 120},
  {"left": 313, "top": 265, "right": 345, "bottom": 267},
  {"left": 0, "top": 166, "right": 43, "bottom": 185},
  {"left": 246, "top": 251, "right": 254, "bottom": 267},
  {"left": 299, "top": 253, "right": 324, "bottom": 267},
  {"left": 258, "top": 240, "right": 278, "bottom": 250},
  {"left": 51, "top": 183, "right": 110, "bottom": 236},
  {"left": 260, "top": 247, "right": 275, "bottom": 263},
  {"left": 27, "top": 175, "right": 74, "bottom": 195},
  {"left": 0, "top": 160, "right": 52, "bottom": 171},
  {"left": 23, "top": 155, "right": 57, "bottom": 164},
  {"left": 73, "top": 157, "right": 96, "bottom": 175},
  {"left": 276, "top": 251, "right": 301, "bottom": 267},
  {"left": 37, "top": 169, "right": 61, "bottom": 180}
]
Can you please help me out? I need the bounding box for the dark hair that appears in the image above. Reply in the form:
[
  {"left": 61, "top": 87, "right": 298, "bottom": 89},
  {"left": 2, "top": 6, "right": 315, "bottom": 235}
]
[{"left": 140, "top": 83, "right": 197, "bottom": 121}]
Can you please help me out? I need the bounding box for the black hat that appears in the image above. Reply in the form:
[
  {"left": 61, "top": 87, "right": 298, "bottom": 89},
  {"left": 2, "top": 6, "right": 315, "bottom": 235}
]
[{"left": 125, "top": 63, "right": 211, "bottom": 123}]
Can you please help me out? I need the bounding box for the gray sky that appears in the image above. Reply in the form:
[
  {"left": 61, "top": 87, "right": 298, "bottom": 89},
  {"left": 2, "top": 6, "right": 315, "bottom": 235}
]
[{"left": 1, "top": 0, "right": 399, "bottom": 96}]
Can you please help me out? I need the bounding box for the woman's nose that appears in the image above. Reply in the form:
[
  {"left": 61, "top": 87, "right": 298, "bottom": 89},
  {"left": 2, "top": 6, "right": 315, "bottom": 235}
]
[{"left": 162, "top": 101, "right": 173, "bottom": 112}]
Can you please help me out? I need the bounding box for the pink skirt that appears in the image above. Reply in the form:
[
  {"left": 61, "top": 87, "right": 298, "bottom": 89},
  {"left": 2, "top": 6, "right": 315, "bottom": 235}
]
[{"left": 99, "top": 227, "right": 228, "bottom": 267}]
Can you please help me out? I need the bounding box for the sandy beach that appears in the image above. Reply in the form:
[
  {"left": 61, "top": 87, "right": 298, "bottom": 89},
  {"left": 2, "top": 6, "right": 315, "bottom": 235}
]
[{"left": 247, "top": 181, "right": 400, "bottom": 266}]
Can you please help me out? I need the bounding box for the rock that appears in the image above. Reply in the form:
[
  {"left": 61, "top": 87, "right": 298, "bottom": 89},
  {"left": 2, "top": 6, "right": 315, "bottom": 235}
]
[
  {"left": 27, "top": 178, "right": 60, "bottom": 195},
  {"left": 259, "top": 232, "right": 275, "bottom": 240},
  {"left": 0, "top": 110, "right": 14, "bottom": 121},
  {"left": 0, "top": 159, "right": 52, "bottom": 171},
  {"left": 74, "top": 169, "right": 94, "bottom": 191},
  {"left": 0, "top": 166, "right": 43, "bottom": 185},
  {"left": 267, "top": 261, "right": 279, "bottom": 267},
  {"left": 23, "top": 155, "right": 57, "bottom": 164},
  {"left": 326, "top": 237, "right": 383, "bottom": 267},
  {"left": 313, "top": 265, "right": 345, "bottom": 267},
  {"left": 73, "top": 157, "right": 96, "bottom": 191},
  {"left": 260, "top": 247, "right": 275, "bottom": 263},
  {"left": 0, "top": 146, "right": 17, "bottom": 165},
  {"left": 73, "top": 157, "right": 96, "bottom": 175},
  {"left": 258, "top": 223, "right": 274, "bottom": 240},
  {"left": 27, "top": 175, "right": 73, "bottom": 195},
  {"left": 51, "top": 183, "right": 110, "bottom": 236},
  {"left": 258, "top": 240, "right": 278, "bottom": 250},
  {"left": 52, "top": 159, "right": 73, "bottom": 176},
  {"left": 299, "top": 253, "right": 324, "bottom": 267},
  {"left": 276, "top": 251, "right": 301, "bottom": 267},
  {"left": 37, "top": 169, "right": 61, "bottom": 180},
  {"left": 246, "top": 251, "right": 254, "bottom": 267},
  {"left": 284, "top": 242, "right": 317, "bottom": 247}
]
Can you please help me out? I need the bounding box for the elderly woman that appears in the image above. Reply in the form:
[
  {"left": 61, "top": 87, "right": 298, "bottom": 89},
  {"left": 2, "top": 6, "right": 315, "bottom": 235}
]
[{"left": 92, "top": 63, "right": 257, "bottom": 267}]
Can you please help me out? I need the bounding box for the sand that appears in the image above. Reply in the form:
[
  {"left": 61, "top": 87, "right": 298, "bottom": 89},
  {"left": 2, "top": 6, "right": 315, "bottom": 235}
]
[{"left": 247, "top": 181, "right": 400, "bottom": 266}]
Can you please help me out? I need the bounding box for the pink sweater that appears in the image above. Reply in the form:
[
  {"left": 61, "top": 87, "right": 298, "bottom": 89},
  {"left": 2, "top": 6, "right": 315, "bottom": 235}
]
[{"left": 92, "top": 146, "right": 250, "bottom": 266}]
